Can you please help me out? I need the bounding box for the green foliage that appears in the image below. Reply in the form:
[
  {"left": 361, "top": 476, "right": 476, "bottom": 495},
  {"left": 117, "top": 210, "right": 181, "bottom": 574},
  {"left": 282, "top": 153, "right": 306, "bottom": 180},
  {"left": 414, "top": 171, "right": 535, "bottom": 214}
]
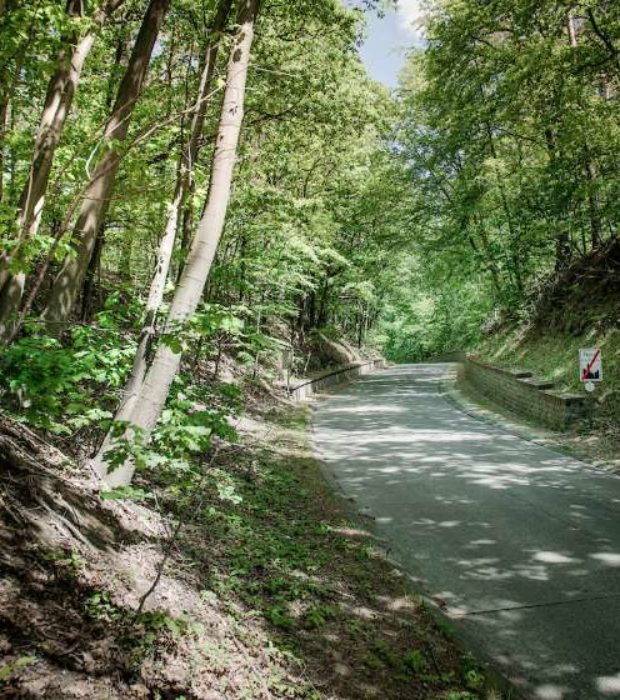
[
  {"left": 87, "top": 590, "right": 122, "bottom": 623},
  {"left": 100, "top": 485, "right": 154, "bottom": 502},
  {"left": 404, "top": 649, "right": 428, "bottom": 674},
  {"left": 102, "top": 385, "right": 239, "bottom": 485},
  {"left": 0, "top": 656, "right": 37, "bottom": 682},
  {"left": 380, "top": 0, "right": 620, "bottom": 359},
  {"left": 0, "top": 325, "right": 134, "bottom": 433}
]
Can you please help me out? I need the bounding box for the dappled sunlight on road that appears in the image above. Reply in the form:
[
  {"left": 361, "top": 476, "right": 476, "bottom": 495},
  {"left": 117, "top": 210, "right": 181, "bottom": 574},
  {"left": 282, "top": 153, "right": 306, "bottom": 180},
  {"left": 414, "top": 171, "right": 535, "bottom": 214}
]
[{"left": 312, "top": 363, "right": 620, "bottom": 699}]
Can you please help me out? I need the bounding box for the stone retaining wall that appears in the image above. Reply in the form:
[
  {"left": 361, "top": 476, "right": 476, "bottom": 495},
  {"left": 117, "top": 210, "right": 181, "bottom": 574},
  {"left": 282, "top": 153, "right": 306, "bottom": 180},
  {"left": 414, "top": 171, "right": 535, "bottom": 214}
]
[
  {"left": 288, "top": 359, "right": 386, "bottom": 400},
  {"left": 460, "top": 356, "right": 590, "bottom": 430}
]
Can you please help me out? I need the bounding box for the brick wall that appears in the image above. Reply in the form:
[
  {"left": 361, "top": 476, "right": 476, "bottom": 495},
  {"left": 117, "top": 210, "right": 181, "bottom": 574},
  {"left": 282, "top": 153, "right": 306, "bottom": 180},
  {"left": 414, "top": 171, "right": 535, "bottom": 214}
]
[
  {"left": 460, "top": 356, "right": 590, "bottom": 431},
  {"left": 289, "top": 359, "right": 386, "bottom": 400}
]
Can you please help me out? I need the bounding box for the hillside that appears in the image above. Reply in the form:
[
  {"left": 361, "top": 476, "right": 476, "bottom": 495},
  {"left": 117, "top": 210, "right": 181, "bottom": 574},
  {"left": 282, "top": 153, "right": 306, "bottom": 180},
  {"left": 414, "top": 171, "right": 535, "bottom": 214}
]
[{"left": 477, "top": 237, "right": 620, "bottom": 448}]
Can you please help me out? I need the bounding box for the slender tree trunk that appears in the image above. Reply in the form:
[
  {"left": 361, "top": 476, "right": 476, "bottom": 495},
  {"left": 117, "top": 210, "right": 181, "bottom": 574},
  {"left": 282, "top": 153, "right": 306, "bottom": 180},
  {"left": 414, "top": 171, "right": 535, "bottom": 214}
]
[
  {"left": 357, "top": 309, "right": 365, "bottom": 348},
  {"left": 567, "top": 12, "right": 603, "bottom": 251},
  {"left": 0, "top": 0, "right": 127, "bottom": 344},
  {"left": 95, "top": 0, "right": 260, "bottom": 486},
  {"left": 307, "top": 290, "right": 316, "bottom": 328},
  {"left": 0, "top": 84, "right": 10, "bottom": 206},
  {"left": 77, "top": 32, "right": 128, "bottom": 322},
  {"left": 543, "top": 128, "right": 571, "bottom": 271},
  {"left": 470, "top": 215, "right": 503, "bottom": 298},
  {"left": 0, "top": 46, "right": 30, "bottom": 341},
  {"left": 0, "top": 39, "right": 26, "bottom": 207},
  {"left": 80, "top": 223, "right": 104, "bottom": 321},
  {"left": 483, "top": 121, "right": 523, "bottom": 296},
  {"left": 0, "top": 0, "right": 127, "bottom": 299},
  {"left": 41, "top": 0, "right": 171, "bottom": 336},
  {"left": 317, "top": 278, "right": 329, "bottom": 327},
  {"left": 0, "top": 0, "right": 18, "bottom": 202},
  {"left": 91, "top": 0, "right": 232, "bottom": 476},
  {"left": 585, "top": 157, "right": 602, "bottom": 249}
]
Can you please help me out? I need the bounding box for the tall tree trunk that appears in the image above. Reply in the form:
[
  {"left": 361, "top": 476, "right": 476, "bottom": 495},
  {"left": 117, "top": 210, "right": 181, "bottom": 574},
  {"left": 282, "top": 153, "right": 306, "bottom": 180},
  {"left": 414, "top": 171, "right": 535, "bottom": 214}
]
[
  {"left": 41, "top": 0, "right": 171, "bottom": 336},
  {"left": 0, "top": 0, "right": 127, "bottom": 343},
  {"left": 0, "top": 0, "right": 127, "bottom": 295},
  {"left": 543, "top": 128, "right": 571, "bottom": 271},
  {"left": 585, "top": 157, "right": 602, "bottom": 249},
  {"left": 95, "top": 0, "right": 260, "bottom": 487},
  {"left": 317, "top": 278, "right": 330, "bottom": 327},
  {"left": 80, "top": 222, "right": 104, "bottom": 321},
  {"left": 77, "top": 30, "right": 129, "bottom": 322},
  {"left": 0, "top": 38, "right": 26, "bottom": 207},
  {"left": 483, "top": 121, "right": 523, "bottom": 296},
  {"left": 567, "top": 11, "right": 603, "bottom": 251},
  {"left": 92, "top": 0, "right": 232, "bottom": 469},
  {"left": 0, "top": 80, "right": 10, "bottom": 206}
]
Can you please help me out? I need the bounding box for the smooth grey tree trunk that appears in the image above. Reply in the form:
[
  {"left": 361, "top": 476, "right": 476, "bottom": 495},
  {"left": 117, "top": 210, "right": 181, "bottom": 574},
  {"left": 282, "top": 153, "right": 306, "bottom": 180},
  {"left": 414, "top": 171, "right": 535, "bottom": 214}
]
[
  {"left": 91, "top": 0, "right": 233, "bottom": 477},
  {"left": 0, "top": 0, "right": 127, "bottom": 342},
  {"left": 41, "top": 0, "right": 171, "bottom": 336},
  {"left": 97, "top": 0, "right": 260, "bottom": 487}
]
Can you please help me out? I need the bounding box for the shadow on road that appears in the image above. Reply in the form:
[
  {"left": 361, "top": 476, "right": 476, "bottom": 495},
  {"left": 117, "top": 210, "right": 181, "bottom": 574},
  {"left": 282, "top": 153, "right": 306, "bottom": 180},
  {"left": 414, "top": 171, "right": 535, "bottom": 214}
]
[{"left": 312, "top": 364, "right": 620, "bottom": 700}]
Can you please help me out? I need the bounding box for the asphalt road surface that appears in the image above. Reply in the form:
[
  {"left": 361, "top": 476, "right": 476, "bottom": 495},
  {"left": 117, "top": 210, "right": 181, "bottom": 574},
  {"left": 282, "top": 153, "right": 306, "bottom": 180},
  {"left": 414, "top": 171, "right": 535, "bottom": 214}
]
[{"left": 311, "top": 364, "right": 620, "bottom": 699}]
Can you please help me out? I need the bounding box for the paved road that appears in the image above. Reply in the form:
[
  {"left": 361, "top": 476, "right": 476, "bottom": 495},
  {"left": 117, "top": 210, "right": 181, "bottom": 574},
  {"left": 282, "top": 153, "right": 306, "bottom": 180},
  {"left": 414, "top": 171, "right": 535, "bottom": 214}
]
[{"left": 311, "top": 364, "right": 620, "bottom": 700}]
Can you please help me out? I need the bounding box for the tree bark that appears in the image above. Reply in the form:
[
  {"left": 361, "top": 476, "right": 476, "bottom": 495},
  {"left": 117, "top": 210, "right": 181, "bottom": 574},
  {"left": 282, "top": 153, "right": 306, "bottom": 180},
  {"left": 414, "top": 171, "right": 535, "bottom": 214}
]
[
  {"left": 96, "top": 0, "right": 260, "bottom": 486},
  {"left": 543, "top": 128, "right": 571, "bottom": 271},
  {"left": 567, "top": 11, "right": 603, "bottom": 251},
  {"left": 0, "top": 0, "right": 127, "bottom": 297},
  {"left": 0, "top": 79, "right": 10, "bottom": 206},
  {"left": 80, "top": 222, "right": 104, "bottom": 321},
  {"left": 41, "top": 0, "right": 171, "bottom": 336},
  {"left": 483, "top": 120, "right": 523, "bottom": 296},
  {"left": 0, "top": 35, "right": 26, "bottom": 207},
  {"left": 585, "top": 157, "right": 602, "bottom": 249},
  {"left": 91, "top": 0, "right": 232, "bottom": 477}
]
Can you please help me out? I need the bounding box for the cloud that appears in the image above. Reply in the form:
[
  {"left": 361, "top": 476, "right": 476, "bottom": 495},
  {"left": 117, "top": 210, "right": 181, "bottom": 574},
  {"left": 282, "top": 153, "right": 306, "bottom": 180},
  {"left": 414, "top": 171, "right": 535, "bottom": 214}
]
[{"left": 396, "top": 0, "right": 426, "bottom": 42}]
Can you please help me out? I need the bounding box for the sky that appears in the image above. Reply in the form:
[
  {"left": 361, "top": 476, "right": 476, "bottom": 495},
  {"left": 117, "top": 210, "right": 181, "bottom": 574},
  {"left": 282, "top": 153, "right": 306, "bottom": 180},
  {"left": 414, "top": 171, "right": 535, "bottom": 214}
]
[{"left": 356, "top": 1, "right": 425, "bottom": 88}]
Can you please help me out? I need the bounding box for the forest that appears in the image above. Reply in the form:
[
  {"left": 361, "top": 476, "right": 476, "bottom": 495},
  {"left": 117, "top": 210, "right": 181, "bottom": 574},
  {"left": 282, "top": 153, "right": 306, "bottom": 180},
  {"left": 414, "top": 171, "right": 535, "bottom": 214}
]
[{"left": 0, "top": 0, "right": 619, "bottom": 697}]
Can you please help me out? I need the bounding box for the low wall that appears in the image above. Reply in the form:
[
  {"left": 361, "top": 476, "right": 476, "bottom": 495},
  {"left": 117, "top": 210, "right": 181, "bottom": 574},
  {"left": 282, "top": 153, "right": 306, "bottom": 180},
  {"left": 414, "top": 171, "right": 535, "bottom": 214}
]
[
  {"left": 460, "top": 356, "right": 590, "bottom": 431},
  {"left": 288, "top": 359, "right": 386, "bottom": 400}
]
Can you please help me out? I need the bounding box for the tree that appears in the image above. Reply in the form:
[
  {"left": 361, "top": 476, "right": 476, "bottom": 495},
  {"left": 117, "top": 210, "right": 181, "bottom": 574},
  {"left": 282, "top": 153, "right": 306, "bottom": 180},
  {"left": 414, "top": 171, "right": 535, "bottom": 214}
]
[
  {"left": 40, "top": 0, "right": 172, "bottom": 336},
  {"left": 0, "top": 0, "right": 127, "bottom": 307},
  {"left": 91, "top": 0, "right": 234, "bottom": 477},
  {"left": 96, "top": 0, "right": 261, "bottom": 486}
]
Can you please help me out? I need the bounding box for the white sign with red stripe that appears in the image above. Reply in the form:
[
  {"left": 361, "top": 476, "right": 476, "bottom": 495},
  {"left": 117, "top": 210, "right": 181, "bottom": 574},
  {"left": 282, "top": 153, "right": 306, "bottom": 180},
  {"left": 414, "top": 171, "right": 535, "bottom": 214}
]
[{"left": 580, "top": 348, "right": 602, "bottom": 382}]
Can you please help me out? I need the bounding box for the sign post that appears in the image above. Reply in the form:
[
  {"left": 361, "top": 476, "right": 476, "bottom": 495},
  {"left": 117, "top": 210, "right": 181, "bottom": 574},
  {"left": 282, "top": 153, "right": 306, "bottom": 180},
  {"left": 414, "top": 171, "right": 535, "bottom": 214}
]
[{"left": 579, "top": 348, "right": 602, "bottom": 393}]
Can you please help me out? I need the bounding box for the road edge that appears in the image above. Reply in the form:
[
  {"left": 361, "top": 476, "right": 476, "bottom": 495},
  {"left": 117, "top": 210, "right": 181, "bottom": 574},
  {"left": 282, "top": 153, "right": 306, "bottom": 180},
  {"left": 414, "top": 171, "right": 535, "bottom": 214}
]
[
  {"left": 438, "top": 368, "right": 617, "bottom": 474},
  {"left": 306, "top": 382, "right": 525, "bottom": 700}
]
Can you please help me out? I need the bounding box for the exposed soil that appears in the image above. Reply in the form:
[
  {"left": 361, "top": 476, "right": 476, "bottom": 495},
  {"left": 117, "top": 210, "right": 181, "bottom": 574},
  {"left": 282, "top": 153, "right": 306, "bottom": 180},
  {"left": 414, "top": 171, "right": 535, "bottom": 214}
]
[{"left": 531, "top": 236, "right": 620, "bottom": 334}]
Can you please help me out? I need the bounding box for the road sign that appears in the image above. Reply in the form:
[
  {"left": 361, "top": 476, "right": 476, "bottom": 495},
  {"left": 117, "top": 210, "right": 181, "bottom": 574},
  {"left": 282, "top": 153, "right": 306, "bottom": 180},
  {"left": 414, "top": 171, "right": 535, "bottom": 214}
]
[{"left": 579, "top": 348, "right": 602, "bottom": 382}]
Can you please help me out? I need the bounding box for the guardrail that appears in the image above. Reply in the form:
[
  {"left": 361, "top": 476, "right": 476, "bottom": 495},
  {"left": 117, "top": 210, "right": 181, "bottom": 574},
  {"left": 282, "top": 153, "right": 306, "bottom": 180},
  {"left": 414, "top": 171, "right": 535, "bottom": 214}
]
[{"left": 288, "top": 358, "right": 386, "bottom": 400}]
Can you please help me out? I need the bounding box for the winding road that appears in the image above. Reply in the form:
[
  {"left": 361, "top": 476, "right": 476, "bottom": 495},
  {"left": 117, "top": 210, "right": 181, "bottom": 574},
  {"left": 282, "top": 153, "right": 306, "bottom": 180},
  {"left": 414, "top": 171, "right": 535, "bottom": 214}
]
[{"left": 311, "top": 364, "right": 620, "bottom": 700}]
